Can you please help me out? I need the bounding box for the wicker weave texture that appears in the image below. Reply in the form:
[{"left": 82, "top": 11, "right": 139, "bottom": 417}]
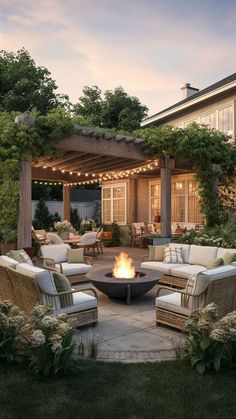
[
  {"left": 0, "top": 266, "right": 15, "bottom": 302},
  {"left": 7, "top": 268, "right": 42, "bottom": 316}
]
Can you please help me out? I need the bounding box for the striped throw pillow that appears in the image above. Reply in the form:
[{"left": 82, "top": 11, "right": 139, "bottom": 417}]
[{"left": 163, "top": 247, "right": 183, "bottom": 264}]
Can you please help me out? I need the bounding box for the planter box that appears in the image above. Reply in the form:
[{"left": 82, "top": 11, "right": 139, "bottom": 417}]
[{"left": 58, "top": 231, "right": 70, "bottom": 240}]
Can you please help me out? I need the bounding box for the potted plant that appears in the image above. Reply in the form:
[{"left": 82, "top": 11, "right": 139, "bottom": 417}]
[
  {"left": 0, "top": 230, "right": 17, "bottom": 255},
  {"left": 54, "top": 220, "right": 73, "bottom": 240}
]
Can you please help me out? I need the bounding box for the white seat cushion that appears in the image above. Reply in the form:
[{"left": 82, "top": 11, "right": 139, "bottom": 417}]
[
  {"left": 16, "top": 263, "right": 60, "bottom": 310},
  {"left": 188, "top": 245, "right": 218, "bottom": 267},
  {"left": 170, "top": 264, "right": 206, "bottom": 279},
  {"left": 141, "top": 261, "right": 189, "bottom": 275},
  {"left": 169, "top": 243, "right": 190, "bottom": 263},
  {"left": 0, "top": 255, "right": 19, "bottom": 269},
  {"left": 56, "top": 263, "right": 93, "bottom": 276},
  {"left": 155, "top": 292, "right": 190, "bottom": 316},
  {"left": 40, "top": 244, "right": 70, "bottom": 263},
  {"left": 56, "top": 291, "right": 97, "bottom": 314},
  {"left": 217, "top": 247, "right": 236, "bottom": 259}
]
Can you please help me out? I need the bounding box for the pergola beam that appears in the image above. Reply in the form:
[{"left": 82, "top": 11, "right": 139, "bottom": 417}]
[{"left": 56, "top": 134, "right": 147, "bottom": 161}]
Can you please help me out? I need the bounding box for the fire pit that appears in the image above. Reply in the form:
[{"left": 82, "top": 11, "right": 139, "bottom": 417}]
[{"left": 86, "top": 252, "right": 160, "bottom": 304}]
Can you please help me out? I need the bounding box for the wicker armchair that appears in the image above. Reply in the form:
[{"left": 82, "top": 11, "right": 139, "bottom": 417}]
[
  {"left": 40, "top": 244, "right": 93, "bottom": 284},
  {"left": 156, "top": 266, "right": 236, "bottom": 331},
  {"left": 5, "top": 266, "right": 98, "bottom": 328}
]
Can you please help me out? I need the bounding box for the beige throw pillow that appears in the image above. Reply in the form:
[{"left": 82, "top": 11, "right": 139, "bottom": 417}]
[
  {"left": 67, "top": 248, "right": 84, "bottom": 263},
  {"left": 223, "top": 252, "right": 236, "bottom": 265},
  {"left": 148, "top": 245, "right": 165, "bottom": 261},
  {"left": 207, "top": 257, "right": 223, "bottom": 270}
]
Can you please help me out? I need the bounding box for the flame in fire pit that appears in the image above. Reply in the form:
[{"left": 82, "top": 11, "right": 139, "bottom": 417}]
[{"left": 112, "top": 252, "right": 136, "bottom": 279}]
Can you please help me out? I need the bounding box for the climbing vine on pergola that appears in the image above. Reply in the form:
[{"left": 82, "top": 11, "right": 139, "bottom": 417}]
[{"left": 138, "top": 123, "right": 236, "bottom": 227}]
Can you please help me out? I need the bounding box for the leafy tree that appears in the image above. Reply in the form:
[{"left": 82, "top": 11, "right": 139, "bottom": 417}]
[
  {"left": 70, "top": 207, "right": 81, "bottom": 232},
  {"left": 0, "top": 48, "right": 70, "bottom": 114},
  {"left": 33, "top": 199, "right": 61, "bottom": 230},
  {"left": 74, "top": 86, "right": 148, "bottom": 131},
  {"left": 73, "top": 86, "right": 103, "bottom": 126}
]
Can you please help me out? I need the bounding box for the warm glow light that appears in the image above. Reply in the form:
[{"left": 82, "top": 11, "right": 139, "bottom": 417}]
[{"left": 112, "top": 252, "right": 136, "bottom": 279}]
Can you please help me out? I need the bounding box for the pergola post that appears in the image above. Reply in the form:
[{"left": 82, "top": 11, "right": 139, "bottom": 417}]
[
  {"left": 63, "top": 182, "right": 70, "bottom": 221},
  {"left": 18, "top": 160, "right": 32, "bottom": 249},
  {"left": 160, "top": 158, "right": 175, "bottom": 238}
]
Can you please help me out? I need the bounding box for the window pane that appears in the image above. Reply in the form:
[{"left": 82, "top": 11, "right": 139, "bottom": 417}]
[
  {"left": 200, "top": 112, "right": 216, "bottom": 129},
  {"left": 171, "top": 196, "right": 185, "bottom": 222},
  {"left": 103, "top": 188, "right": 111, "bottom": 199},
  {"left": 218, "top": 106, "right": 233, "bottom": 134},
  {"left": 188, "top": 180, "right": 198, "bottom": 194},
  {"left": 188, "top": 196, "right": 203, "bottom": 223},
  {"left": 113, "top": 199, "right": 125, "bottom": 223},
  {"left": 151, "top": 198, "right": 161, "bottom": 221},
  {"left": 151, "top": 184, "right": 160, "bottom": 197},
  {"left": 172, "top": 181, "right": 185, "bottom": 194},
  {"left": 113, "top": 186, "right": 125, "bottom": 199},
  {"left": 102, "top": 200, "right": 111, "bottom": 222}
]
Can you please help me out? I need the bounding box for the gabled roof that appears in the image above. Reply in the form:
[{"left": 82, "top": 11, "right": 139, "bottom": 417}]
[{"left": 141, "top": 73, "right": 236, "bottom": 127}]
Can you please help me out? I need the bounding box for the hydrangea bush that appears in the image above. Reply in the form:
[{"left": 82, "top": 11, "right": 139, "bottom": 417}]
[
  {"left": 29, "top": 305, "right": 76, "bottom": 376},
  {"left": 0, "top": 301, "right": 27, "bottom": 363},
  {"left": 183, "top": 303, "right": 236, "bottom": 374}
]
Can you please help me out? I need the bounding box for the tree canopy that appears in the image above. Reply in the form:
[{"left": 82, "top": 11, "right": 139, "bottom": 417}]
[
  {"left": 74, "top": 86, "right": 148, "bottom": 131},
  {"left": 0, "top": 48, "right": 69, "bottom": 114}
]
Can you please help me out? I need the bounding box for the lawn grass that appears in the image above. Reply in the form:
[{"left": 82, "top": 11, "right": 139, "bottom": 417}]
[{"left": 0, "top": 360, "right": 236, "bottom": 419}]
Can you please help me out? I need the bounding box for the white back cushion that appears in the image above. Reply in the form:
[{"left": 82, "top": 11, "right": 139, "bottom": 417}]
[
  {"left": 0, "top": 255, "right": 19, "bottom": 269},
  {"left": 188, "top": 245, "right": 217, "bottom": 267},
  {"left": 80, "top": 232, "right": 97, "bottom": 245},
  {"left": 16, "top": 263, "right": 61, "bottom": 310},
  {"left": 169, "top": 243, "right": 190, "bottom": 263},
  {"left": 217, "top": 247, "right": 236, "bottom": 259},
  {"left": 40, "top": 244, "right": 70, "bottom": 263},
  {"left": 187, "top": 265, "right": 236, "bottom": 311}
]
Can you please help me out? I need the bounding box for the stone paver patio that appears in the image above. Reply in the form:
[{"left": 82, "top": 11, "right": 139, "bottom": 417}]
[{"left": 75, "top": 247, "right": 184, "bottom": 362}]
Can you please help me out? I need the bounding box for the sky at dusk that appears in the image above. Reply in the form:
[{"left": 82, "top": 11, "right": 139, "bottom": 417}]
[{"left": 0, "top": 0, "right": 236, "bottom": 115}]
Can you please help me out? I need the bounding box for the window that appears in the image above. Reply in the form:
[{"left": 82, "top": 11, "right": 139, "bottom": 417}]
[
  {"left": 150, "top": 184, "right": 161, "bottom": 221},
  {"left": 188, "top": 181, "right": 203, "bottom": 224},
  {"left": 171, "top": 181, "right": 185, "bottom": 222},
  {"left": 200, "top": 111, "right": 216, "bottom": 129},
  {"left": 102, "top": 184, "right": 126, "bottom": 224},
  {"left": 149, "top": 178, "right": 203, "bottom": 225},
  {"left": 218, "top": 106, "right": 233, "bottom": 135}
]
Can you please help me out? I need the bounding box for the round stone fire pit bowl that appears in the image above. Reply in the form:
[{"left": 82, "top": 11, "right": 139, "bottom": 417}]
[{"left": 86, "top": 268, "right": 160, "bottom": 304}]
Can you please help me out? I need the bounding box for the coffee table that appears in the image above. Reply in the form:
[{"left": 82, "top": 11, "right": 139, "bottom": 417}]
[{"left": 86, "top": 268, "right": 160, "bottom": 304}]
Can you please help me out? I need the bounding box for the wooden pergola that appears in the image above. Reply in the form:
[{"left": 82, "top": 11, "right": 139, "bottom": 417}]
[{"left": 18, "top": 124, "right": 193, "bottom": 248}]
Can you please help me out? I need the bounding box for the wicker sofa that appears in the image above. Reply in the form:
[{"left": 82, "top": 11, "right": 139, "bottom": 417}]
[
  {"left": 141, "top": 243, "right": 236, "bottom": 288},
  {"left": 0, "top": 255, "right": 98, "bottom": 328},
  {"left": 155, "top": 265, "right": 236, "bottom": 330}
]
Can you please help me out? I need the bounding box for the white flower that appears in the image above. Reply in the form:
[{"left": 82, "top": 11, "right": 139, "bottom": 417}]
[
  {"left": 57, "top": 322, "right": 71, "bottom": 336},
  {"left": 54, "top": 220, "right": 72, "bottom": 232},
  {"left": 41, "top": 316, "right": 59, "bottom": 329},
  {"left": 49, "top": 333, "right": 63, "bottom": 352},
  {"left": 31, "top": 329, "right": 46, "bottom": 346}
]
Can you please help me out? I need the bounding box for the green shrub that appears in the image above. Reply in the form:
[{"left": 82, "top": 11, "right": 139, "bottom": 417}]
[
  {"left": 70, "top": 207, "right": 81, "bottom": 232},
  {"left": 177, "top": 222, "right": 236, "bottom": 248},
  {"left": 102, "top": 222, "right": 121, "bottom": 247},
  {"left": 33, "top": 199, "right": 61, "bottom": 231}
]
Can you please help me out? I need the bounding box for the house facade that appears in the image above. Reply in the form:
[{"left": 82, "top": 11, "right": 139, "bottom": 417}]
[{"left": 101, "top": 73, "right": 236, "bottom": 236}]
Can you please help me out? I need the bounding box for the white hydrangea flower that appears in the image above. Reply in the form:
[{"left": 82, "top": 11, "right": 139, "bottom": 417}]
[
  {"left": 8, "top": 315, "right": 25, "bottom": 329},
  {"left": 57, "top": 322, "right": 71, "bottom": 336},
  {"left": 49, "top": 333, "right": 63, "bottom": 352},
  {"left": 31, "top": 329, "right": 46, "bottom": 346},
  {"left": 41, "top": 316, "right": 59, "bottom": 329}
]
